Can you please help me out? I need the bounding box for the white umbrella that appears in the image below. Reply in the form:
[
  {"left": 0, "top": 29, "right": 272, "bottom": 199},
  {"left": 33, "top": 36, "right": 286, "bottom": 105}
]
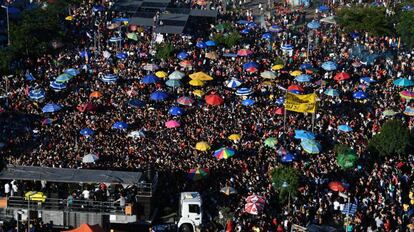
[
  {"left": 82, "top": 154, "right": 99, "bottom": 163},
  {"left": 169, "top": 71, "right": 185, "bottom": 80},
  {"left": 127, "top": 130, "right": 146, "bottom": 139},
  {"left": 320, "top": 16, "right": 336, "bottom": 24},
  {"left": 260, "top": 71, "right": 276, "bottom": 79}
]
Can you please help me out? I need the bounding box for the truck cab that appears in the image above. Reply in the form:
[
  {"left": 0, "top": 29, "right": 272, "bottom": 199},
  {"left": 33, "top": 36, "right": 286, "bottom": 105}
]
[{"left": 177, "top": 192, "right": 202, "bottom": 232}]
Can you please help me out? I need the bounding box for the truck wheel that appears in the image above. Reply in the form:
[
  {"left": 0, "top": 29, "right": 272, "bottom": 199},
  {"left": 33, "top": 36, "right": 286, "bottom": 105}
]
[{"left": 179, "top": 224, "right": 193, "bottom": 232}]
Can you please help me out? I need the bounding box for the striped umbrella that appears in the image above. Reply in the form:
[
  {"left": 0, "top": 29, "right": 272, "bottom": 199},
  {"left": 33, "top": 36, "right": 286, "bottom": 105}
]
[
  {"left": 101, "top": 74, "right": 118, "bottom": 83},
  {"left": 400, "top": 90, "right": 414, "bottom": 100},
  {"left": 236, "top": 88, "right": 253, "bottom": 96},
  {"left": 49, "top": 81, "right": 67, "bottom": 91},
  {"left": 226, "top": 78, "right": 242, "bottom": 88},
  {"left": 29, "top": 89, "right": 45, "bottom": 101},
  {"left": 42, "top": 103, "right": 62, "bottom": 113},
  {"left": 301, "top": 139, "right": 322, "bottom": 154},
  {"left": 214, "top": 147, "right": 235, "bottom": 160},
  {"left": 188, "top": 168, "right": 209, "bottom": 181},
  {"left": 56, "top": 73, "right": 72, "bottom": 83},
  {"left": 404, "top": 106, "right": 414, "bottom": 116}
]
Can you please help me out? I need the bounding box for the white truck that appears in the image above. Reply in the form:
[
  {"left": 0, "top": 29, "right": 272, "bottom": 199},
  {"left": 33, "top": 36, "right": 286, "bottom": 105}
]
[{"left": 177, "top": 192, "right": 203, "bottom": 232}]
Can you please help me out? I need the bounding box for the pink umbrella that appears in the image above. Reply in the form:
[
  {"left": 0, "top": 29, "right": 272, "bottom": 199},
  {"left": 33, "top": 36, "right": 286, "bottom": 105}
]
[
  {"left": 165, "top": 120, "right": 181, "bottom": 128},
  {"left": 246, "top": 195, "right": 266, "bottom": 204},
  {"left": 244, "top": 202, "right": 264, "bottom": 215},
  {"left": 177, "top": 96, "right": 194, "bottom": 106},
  {"left": 237, "top": 49, "right": 253, "bottom": 56}
]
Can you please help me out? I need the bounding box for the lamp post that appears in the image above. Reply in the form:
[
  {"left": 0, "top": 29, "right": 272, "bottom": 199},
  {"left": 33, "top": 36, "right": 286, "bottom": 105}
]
[
  {"left": 1, "top": 5, "right": 10, "bottom": 46},
  {"left": 282, "top": 181, "right": 290, "bottom": 212}
]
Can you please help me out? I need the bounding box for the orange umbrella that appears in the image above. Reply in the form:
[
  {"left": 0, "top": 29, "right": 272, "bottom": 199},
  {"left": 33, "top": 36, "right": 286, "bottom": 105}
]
[
  {"left": 328, "top": 181, "right": 345, "bottom": 192},
  {"left": 205, "top": 94, "right": 224, "bottom": 106},
  {"left": 89, "top": 91, "right": 103, "bottom": 99}
]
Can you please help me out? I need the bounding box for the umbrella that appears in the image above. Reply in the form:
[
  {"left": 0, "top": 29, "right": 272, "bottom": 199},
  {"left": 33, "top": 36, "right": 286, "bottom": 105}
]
[
  {"left": 142, "top": 74, "right": 160, "bottom": 84},
  {"left": 275, "top": 107, "right": 284, "bottom": 115},
  {"left": 101, "top": 74, "right": 118, "bottom": 83},
  {"left": 382, "top": 109, "right": 397, "bottom": 117},
  {"left": 275, "top": 97, "right": 285, "bottom": 105},
  {"left": 214, "top": 147, "right": 235, "bottom": 159},
  {"left": 188, "top": 168, "right": 209, "bottom": 181},
  {"left": 245, "top": 67, "right": 258, "bottom": 73},
  {"left": 128, "top": 99, "right": 145, "bottom": 108},
  {"left": 25, "top": 72, "right": 36, "bottom": 81},
  {"left": 116, "top": 52, "right": 128, "bottom": 59},
  {"left": 169, "top": 106, "right": 184, "bottom": 116},
  {"left": 77, "top": 103, "right": 95, "bottom": 112},
  {"left": 281, "top": 153, "right": 295, "bottom": 163},
  {"left": 320, "top": 16, "right": 336, "bottom": 24},
  {"left": 242, "top": 99, "right": 255, "bottom": 106},
  {"left": 205, "top": 94, "right": 224, "bottom": 105},
  {"left": 195, "top": 141, "right": 211, "bottom": 151},
  {"left": 205, "top": 52, "right": 218, "bottom": 60},
  {"left": 281, "top": 44, "right": 294, "bottom": 50},
  {"left": 337, "top": 152, "right": 357, "bottom": 169},
  {"left": 142, "top": 63, "right": 159, "bottom": 71},
  {"left": 150, "top": 91, "right": 168, "bottom": 101},
  {"left": 196, "top": 41, "right": 207, "bottom": 49},
  {"left": 287, "top": 85, "right": 304, "bottom": 92},
  {"left": 42, "top": 103, "right": 62, "bottom": 113},
  {"left": 196, "top": 0, "right": 207, "bottom": 5},
  {"left": 244, "top": 195, "right": 265, "bottom": 215},
  {"left": 321, "top": 61, "right": 337, "bottom": 71},
  {"left": 179, "top": 60, "right": 193, "bottom": 68},
  {"left": 189, "top": 79, "right": 205, "bottom": 87},
  {"left": 318, "top": 5, "right": 330, "bottom": 12},
  {"left": 353, "top": 90, "right": 368, "bottom": 99},
  {"left": 177, "top": 51, "right": 189, "bottom": 60},
  {"left": 243, "top": 61, "right": 259, "bottom": 70},
  {"left": 79, "top": 50, "right": 91, "bottom": 58},
  {"left": 269, "top": 25, "right": 283, "bottom": 32},
  {"left": 236, "top": 88, "right": 253, "bottom": 96},
  {"left": 169, "top": 71, "right": 185, "bottom": 80},
  {"left": 328, "top": 181, "right": 345, "bottom": 192},
  {"left": 127, "top": 130, "right": 146, "bottom": 139},
  {"left": 271, "top": 64, "right": 284, "bottom": 71},
  {"left": 29, "top": 89, "right": 45, "bottom": 101},
  {"left": 166, "top": 79, "right": 182, "bottom": 88},
  {"left": 205, "top": 40, "right": 216, "bottom": 46},
  {"left": 220, "top": 186, "right": 237, "bottom": 195},
  {"left": 226, "top": 78, "right": 242, "bottom": 88},
  {"left": 261, "top": 33, "right": 272, "bottom": 40},
  {"left": 82, "top": 154, "right": 99, "bottom": 163},
  {"left": 260, "top": 71, "right": 276, "bottom": 79},
  {"left": 294, "top": 130, "right": 316, "bottom": 140},
  {"left": 56, "top": 73, "right": 72, "bottom": 83},
  {"left": 290, "top": 70, "right": 302, "bottom": 77},
  {"left": 223, "top": 53, "right": 237, "bottom": 58},
  {"left": 404, "top": 106, "right": 414, "bottom": 116},
  {"left": 228, "top": 134, "right": 241, "bottom": 141},
  {"left": 237, "top": 49, "right": 253, "bottom": 56},
  {"left": 112, "top": 121, "right": 128, "bottom": 130},
  {"left": 300, "top": 139, "right": 322, "bottom": 154},
  {"left": 338, "top": 124, "right": 353, "bottom": 132},
  {"left": 264, "top": 137, "right": 277, "bottom": 148},
  {"left": 193, "top": 89, "right": 204, "bottom": 97},
  {"left": 89, "top": 91, "right": 103, "bottom": 99},
  {"left": 177, "top": 96, "right": 194, "bottom": 106},
  {"left": 393, "top": 78, "right": 414, "bottom": 87},
  {"left": 247, "top": 22, "right": 257, "bottom": 28},
  {"left": 7, "top": 7, "right": 21, "bottom": 15},
  {"left": 165, "top": 120, "right": 180, "bottom": 128},
  {"left": 41, "top": 118, "right": 53, "bottom": 125},
  {"left": 324, "top": 88, "right": 340, "bottom": 97},
  {"left": 189, "top": 72, "right": 213, "bottom": 81},
  {"left": 65, "top": 68, "right": 80, "bottom": 76},
  {"left": 215, "top": 23, "right": 227, "bottom": 31},
  {"left": 155, "top": 71, "right": 168, "bottom": 78},
  {"left": 65, "top": 15, "right": 74, "bottom": 21},
  {"left": 360, "top": 77, "right": 376, "bottom": 84},
  {"left": 295, "top": 74, "right": 312, "bottom": 82},
  {"left": 400, "top": 90, "right": 414, "bottom": 100},
  {"left": 80, "top": 128, "right": 94, "bottom": 136},
  {"left": 352, "top": 61, "right": 362, "bottom": 68},
  {"left": 240, "top": 29, "right": 250, "bottom": 34},
  {"left": 126, "top": 33, "right": 138, "bottom": 41},
  {"left": 300, "top": 63, "right": 313, "bottom": 70},
  {"left": 307, "top": 20, "right": 321, "bottom": 29},
  {"left": 334, "top": 72, "right": 351, "bottom": 81},
  {"left": 92, "top": 5, "right": 105, "bottom": 12}
]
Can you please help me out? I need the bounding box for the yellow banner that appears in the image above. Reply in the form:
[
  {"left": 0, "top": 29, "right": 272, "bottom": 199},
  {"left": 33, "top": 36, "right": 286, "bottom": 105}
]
[{"left": 285, "top": 92, "right": 317, "bottom": 113}]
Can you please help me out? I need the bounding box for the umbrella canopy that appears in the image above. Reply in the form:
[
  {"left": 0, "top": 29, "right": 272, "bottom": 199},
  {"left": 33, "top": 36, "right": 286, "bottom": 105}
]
[
  {"left": 220, "top": 186, "right": 237, "bottom": 195},
  {"left": 42, "top": 103, "right": 62, "bottom": 113},
  {"left": 177, "top": 96, "right": 194, "bottom": 106},
  {"left": 165, "top": 120, "right": 181, "bottom": 128},
  {"left": 205, "top": 94, "right": 224, "bottom": 106},
  {"left": 150, "top": 91, "right": 168, "bottom": 101},
  {"left": 126, "top": 32, "right": 138, "bottom": 41},
  {"left": 399, "top": 90, "right": 414, "bottom": 100},
  {"left": 142, "top": 74, "right": 160, "bottom": 84},
  {"left": 80, "top": 128, "right": 94, "bottom": 136},
  {"left": 271, "top": 64, "right": 284, "bottom": 71},
  {"left": 393, "top": 78, "right": 414, "bottom": 87},
  {"left": 353, "top": 90, "right": 368, "bottom": 99},
  {"left": 169, "top": 71, "right": 185, "bottom": 80},
  {"left": 128, "top": 99, "right": 145, "bottom": 108},
  {"left": 89, "top": 91, "right": 103, "bottom": 99},
  {"left": 195, "top": 141, "right": 211, "bottom": 151},
  {"left": 264, "top": 137, "right": 278, "bottom": 148},
  {"left": 155, "top": 71, "right": 168, "bottom": 78},
  {"left": 281, "top": 153, "right": 295, "bottom": 163},
  {"left": 324, "top": 88, "right": 340, "bottom": 97},
  {"left": 295, "top": 74, "right": 312, "bottom": 82},
  {"left": 243, "top": 61, "right": 259, "bottom": 70},
  {"left": 127, "top": 130, "right": 146, "bottom": 139},
  {"left": 169, "top": 106, "right": 184, "bottom": 116},
  {"left": 142, "top": 63, "right": 159, "bottom": 71},
  {"left": 261, "top": 33, "right": 272, "bottom": 40},
  {"left": 82, "top": 154, "right": 99, "bottom": 163},
  {"left": 112, "top": 121, "right": 128, "bottom": 130},
  {"left": 301, "top": 139, "right": 322, "bottom": 154},
  {"left": 281, "top": 44, "right": 294, "bottom": 50},
  {"left": 166, "top": 79, "right": 182, "bottom": 88},
  {"left": 404, "top": 106, "right": 414, "bottom": 116},
  {"left": 205, "top": 52, "right": 218, "bottom": 60},
  {"left": 193, "top": 89, "right": 204, "bottom": 97},
  {"left": 101, "top": 74, "right": 118, "bottom": 83},
  {"left": 337, "top": 152, "right": 357, "bottom": 169},
  {"left": 269, "top": 25, "right": 283, "bottom": 32},
  {"left": 237, "top": 49, "right": 253, "bottom": 56},
  {"left": 294, "top": 130, "right": 316, "bottom": 140},
  {"left": 244, "top": 195, "right": 265, "bottom": 215},
  {"left": 382, "top": 109, "right": 398, "bottom": 117},
  {"left": 236, "top": 88, "right": 253, "bottom": 96},
  {"left": 179, "top": 60, "right": 193, "bottom": 68},
  {"left": 242, "top": 99, "right": 255, "bottom": 106},
  {"left": 92, "top": 5, "right": 105, "bottom": 12},
  {"left": 116, "top": 52, "right": 128, "bottom": 59},
  {"left": 328, "top": 181, "right": 345, "bottom": 192},
  {"left": 189, "top": 79, "right": 205, "bottom": 87},
  {"left": 29, "top": 89, "right": 45, "bottom": 101},
  {"left": 338, "top": 124, "right": 353, "bottom": 132},
  {"left": 260, "top": 71, "right": 276, "bottom": 79},
  {"left": 189, "top": 72, "right": 213, "bottom": 81},
  {"left": 188, "top": 168, "right": 209, "bottom": 181},
  {"left": 240, "top": 28, "right": 250, "bottom": 34},
  {"left": 56, "top": 73, "right": 72, "bottom": 83},
  {"left": 300, "top": 63, "right": 313, "bottom": 70},
  {"left": 177, "top": 51, "right": 189, "bottom": 60},
  {"left": 214, "top": 147, "right": 235, "bottom": 160},
  {"left": 65, "top": 68, "right": 80, "bottom": 76},
  {"left": 196, "top": 41, "right": 207, "bottom": 49},
  {"left": 321, "top": 61, "right": 337, "bottom": 71},
  {"left": 334, "top": 72, "right": 351, "bottom": 81},
  {"left": 319, "top": 5, "right": 330, "bottom": 11},
  {"left": 290, "top": 70, "right": 302, "bottom": 77},
  {"left": 205, "top": 40, "right": 216, "bottom": 46},
  {"left": 275, "top": 107, "right": 284, "bottom": 115},
  {"left": 228, "top": 134, "right": 241, "bottom": 141},
  {"left": 226, "top": 78, "right": 242, "bottom": 88},
  {"left": 307, "top": 20, "right": 321, "bottom": 29},
  {"left": 287, "top": 85, "right": 304, "bottom": 92}
]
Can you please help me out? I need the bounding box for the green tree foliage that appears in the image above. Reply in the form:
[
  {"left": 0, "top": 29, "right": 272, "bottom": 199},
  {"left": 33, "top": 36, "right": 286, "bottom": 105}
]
[
  {"left": 396, "top": 11, "right": 414, "bottom": 48},
  {"left": 368, "top": 119, "right": 411, "bottom": 156},
  {"left": 270, "top": 166, "right": 300, "bottom": 203},
  {"left": 212, "top": 31, "right": 241, "bottom": 48},
  {"left": 214, "top": 206, "right": 234, "bottom": 228},
  {"left": 155, "top": 43, "right": 174, "bottom": 60},
  {"left": 334, "top": 144, "right": 357, "bottom": 169}
]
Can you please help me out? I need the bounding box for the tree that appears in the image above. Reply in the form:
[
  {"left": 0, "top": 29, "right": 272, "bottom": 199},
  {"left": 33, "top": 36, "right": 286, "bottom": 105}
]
[
  {"left": 155, "top": 43, "right": 174, "bottom": 60},
  {"left": 368, "top": 119, "right": 411, "bottom": 157},
  {"left": 334, "top": 144, "right": 357, "bottom": 169},
  {"left": 212, "top": 31, "right": 241, "bottom": 48},
  {"left": 214, "top": 206, "right": 234, "bottom": 229},
  {"left": 270, "top": 166, "right": 299, "bottom": 203},
  {"left": 396, "top": 11, "right": 414, "bottom": 48}
]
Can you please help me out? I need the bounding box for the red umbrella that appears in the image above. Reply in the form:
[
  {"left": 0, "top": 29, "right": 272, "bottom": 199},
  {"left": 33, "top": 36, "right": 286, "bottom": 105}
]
[
  {"left": 275, "top": 107, "right": 284, "bottom": 115},
  {"left": 334, "top": 72, "right": 350, "bottom": 81},
  {"left": 205, "top": 94, "right": 224, "bottom": 106},
  {"left": 287, "top": 84, "right": 304, "bottom": 92},
  {"left": 244, "top": 195, "right": 265, "bottom": 215},
  {"left": 237, "top": 49, "right": 253, "bottom": 56},
  {"left": 328, "top": 181, "right": 345, "bottom": 192},
  {"left": 77, "top": 103, "right": 96, "bottom": 112},
  {"left": 246, "top": 194, "right": 266, "bottom": 204},
  {"left": 245, "top": 67, "right": 258, "bottom": 73}
]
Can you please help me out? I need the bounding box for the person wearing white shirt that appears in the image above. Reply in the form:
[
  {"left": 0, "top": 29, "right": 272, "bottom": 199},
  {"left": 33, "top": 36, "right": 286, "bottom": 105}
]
[
  {"left": 82, "top": 189, "right": 90, "bottom": 200},
  {"left": 4, "top": 183, "right": 10, "bottom": 197}
]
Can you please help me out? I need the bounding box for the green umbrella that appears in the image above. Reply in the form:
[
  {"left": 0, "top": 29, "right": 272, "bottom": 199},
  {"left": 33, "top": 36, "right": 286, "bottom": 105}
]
[
  {"left": 127, "top": 32, "right": 138, "bottom": 41},
  {"left": 264, "top": 137, "right": 278, "bottom": 148},
  {"left": 55, "top": 73, "right": 72, "bottom": 83},
  {"left": 382, "top": 109, "right": 397, "bottom": 117},
  {"left": 336, "top": 152, "right": 357, "bottom": 169}
]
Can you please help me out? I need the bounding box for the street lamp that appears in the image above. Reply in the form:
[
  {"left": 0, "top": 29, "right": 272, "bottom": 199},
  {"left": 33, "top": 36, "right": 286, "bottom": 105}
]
[
  {"left": 282, "top": 181, "right": 291, "bottom": 212},
  {"left": 1, "top": 5, "right": 10, "bottom": 46}
]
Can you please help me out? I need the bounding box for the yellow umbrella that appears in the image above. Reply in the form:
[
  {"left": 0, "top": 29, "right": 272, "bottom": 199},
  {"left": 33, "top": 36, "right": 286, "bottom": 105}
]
[
  {"left": 228, "top": 134, "right": 241, "bottom": 141},
  {"left": 193, "top": 89, "right": 204, "bottom": 97},
  {"left": 189, "top": 79, "right": 205, "bottom": 87},
  {"left": 271, "top": 64, "right": 284, "bottom": 71},
  {"left": 205, "top": 52, "right": 218, "bottom": 60},
  {"left": 189, "top": 71, "right": 214, "bottom": 81},
  {"left": 65, "top": 15, "right": 74, "bottom": 21},
  {"left": 261, "top": 81, "right": 274, "bottom": 87},
  {"left": 290, "top": 70, "right": 302, "bottom": 77},
  {"left": 155, "top": 71, "right": 168, "bottom": 78},
  {"left": 195, "top": 141, "right": 211, "bottom": 151}
]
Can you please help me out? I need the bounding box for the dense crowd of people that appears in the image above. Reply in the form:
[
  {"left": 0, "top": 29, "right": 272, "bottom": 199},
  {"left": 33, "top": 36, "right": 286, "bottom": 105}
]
[{"left": 0, "top": 0, "right": 414, "bottom": 231}]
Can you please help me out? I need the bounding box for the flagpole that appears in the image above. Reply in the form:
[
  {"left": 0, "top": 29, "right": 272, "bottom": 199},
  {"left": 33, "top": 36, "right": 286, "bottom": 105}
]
[
  {"left": 311, "top": 112, "right": 315, "bottom": 133},
  {"left": 283, "top": 106, "right": 287, "bottom": 132}
]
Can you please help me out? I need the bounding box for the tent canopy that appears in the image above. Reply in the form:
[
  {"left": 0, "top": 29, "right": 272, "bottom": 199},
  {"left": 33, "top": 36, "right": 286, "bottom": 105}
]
[{"left": 63, "top": 224, "right": 104, "bottom": 232}]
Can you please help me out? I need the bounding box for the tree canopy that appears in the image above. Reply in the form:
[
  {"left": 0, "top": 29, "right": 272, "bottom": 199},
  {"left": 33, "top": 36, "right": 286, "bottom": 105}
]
[{"left": 270, "top": 166, "right": 300, "bottom": 203}]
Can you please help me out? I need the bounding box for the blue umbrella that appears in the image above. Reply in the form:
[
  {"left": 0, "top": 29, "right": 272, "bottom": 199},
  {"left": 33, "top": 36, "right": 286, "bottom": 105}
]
[
  {"left": 79, "top": 50, "right": 91, "bottom": 58},
  {"left": 116, "top": 52, "right": 128, "bottom": 59},
  {"left": 92, "top": 5, "right": 105, "bottom": 12},
  {"left": 281, "top": 153, "right": 295, "bottom": 163},
  {"left": 223, "top": 53, "right": 237, "bottom": 58},
  {"left": 169, "top": 106, "right": 184, "bottom": 116},
  {"left": 150, "top": 91, "right": 168, "bottom": 101},
  {"left": 128, "top": 99, "right": 145, "bottom": 108},
  {"left": 240, "top": 29, "right": 250, "bottom": 34},
  {"left": 275, "top": 97, "right": 284, "bottom": 105},
  {"left": 321, "top": 61, "right": 337, "bottom": 71},
  {"left": 65, "top": 68, "right": 80, "bottom": 76},
  {"left": 301, "top": 139, "right": 322, "bottom": 154},
  {"left": 56, "top": 73, "right": 72, "bottom": 83},
  {"left": 177, "top": 52, "right": 189, "bottom": 60},
  {"left": 261, "top": 33, "right": 272, "bottom": 40},
  {"left": 307, "top": 20, "right": 321, "bottom": 29},
  {"left": 236, "top": 87, "right": 253, "bottom": 96},
  {"left": 338, "top": 124, "right": 353, "bottom": 132},
  {"left": 353, "top": 90, "right": 368, "bottom": 99},
  {"left": 205, "top": 40, "right": 216, "bottom": 46},
  {"left": 80, "top": 128, "right": 94, "bottom": 136},
  {"left": 25, "top": 72, "right": 35, "bottom": 81},
  {"left": 112, "top": 17, "right": 129, "bottom": 23},
  {"left": 226, "top": 78, "right": 242, "bottom": 88},
  {"left": 324, "top": 88, "right": 340, "bottom": 97},
  {"left": 49, "top": 81, "right": 67, "bottom": 90},
  {"left": 196, "top": 41, "right": 207, "bottom": 49},
  {"left": 142, "top": 74, "right": 159, "bottom": 84},
  {"left": 29, "top": 89, "right": 45, "bottom": 100},
  {"left": 269, "top": 25, "right": 283, "bottom": 32},
  {"left": 242, "top": 99, "right": 255, "bottom": 106},
  {"left": 318, "top": 5, "right": 329, "bottom": 12},
  {"left": 295, "top": 74, "right": 312, "bottom": 82},
  {"left": 247, "top": 22, "right": 257, "bottom": 28},
  {"left": 300, "top": 63, "right": 313, "bottom": 70},
  {"left": 393, "top": 78, "right": 414, "bottom": 87},
  {"left": 112, "top": 121, "right": 128, "bottom": 130},
  {"left": 350, "top": 32, "right": 360, "bottom": 39},
  {"left": 294, "top": 130, "right": 316, "bottom": 140},
  {"left": 243, "top": 61, "right": 259, "bottom": 70},
  {"left": 101, "top": 74, "right": 118, "bottom": 83},
  {"left": 166, "top": 79, "right": 182, "bottom": 88},
  {"left": 42, "top": 103, "right": 62, "bottom": 113},
  {"left": 360, "top": 77, "right": 376, "bottom": 84},
  {"left": 281, "top": 44, "right": 294, "bottom": 50},
  {"left": 237, "top": 20, "right": 249, "bottom": 25}
]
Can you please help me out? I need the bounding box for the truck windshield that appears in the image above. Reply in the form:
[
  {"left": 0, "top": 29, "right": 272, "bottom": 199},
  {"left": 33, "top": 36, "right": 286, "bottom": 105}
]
[{"left": 188, "top": 204, "right": 200, "bottom": 214}]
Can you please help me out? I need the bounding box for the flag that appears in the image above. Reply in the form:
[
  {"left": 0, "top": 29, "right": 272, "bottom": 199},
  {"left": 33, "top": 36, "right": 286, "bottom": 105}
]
[{"left": 285, "top": 92, "right": 317, "bottom": 113}]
